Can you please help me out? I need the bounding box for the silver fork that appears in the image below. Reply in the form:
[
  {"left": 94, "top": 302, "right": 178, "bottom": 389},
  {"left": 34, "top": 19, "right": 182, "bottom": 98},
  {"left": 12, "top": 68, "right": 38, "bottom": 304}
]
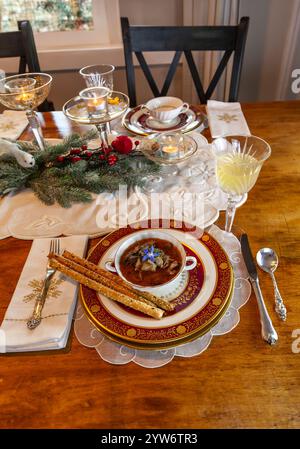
[{"left": 27, "top": 238, "right": 60, "bottom": 330}]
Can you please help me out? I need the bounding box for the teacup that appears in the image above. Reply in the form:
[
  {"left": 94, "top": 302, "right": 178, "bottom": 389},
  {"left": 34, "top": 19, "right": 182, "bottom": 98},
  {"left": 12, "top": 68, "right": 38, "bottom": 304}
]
[
  {"left": 105, "top": 230, "right": 197, "bottom": 292},
  {"left": 143, "top": 97, "right": 189, "bottom": 123}
]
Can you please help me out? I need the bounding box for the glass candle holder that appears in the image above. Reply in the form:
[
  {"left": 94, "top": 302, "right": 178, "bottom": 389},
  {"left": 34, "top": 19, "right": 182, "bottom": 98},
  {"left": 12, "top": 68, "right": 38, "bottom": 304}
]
[
  {"left": 138, "top": 132, "right": 198, "bottom": 193},
  {"left": 5, "top": 77, "right": 37, "bottom": 93},
  {"left": 79, "top": 86, "right": 109, "bottom": 119},
  {"left": 0, "top": 73, "right": 52, "bottom": 151},
  {"left": 79, "top": 64, "right": 115, "bottom": 135},
  {"left": 63, "top": 90, "right": 129, "bottom": 147}
]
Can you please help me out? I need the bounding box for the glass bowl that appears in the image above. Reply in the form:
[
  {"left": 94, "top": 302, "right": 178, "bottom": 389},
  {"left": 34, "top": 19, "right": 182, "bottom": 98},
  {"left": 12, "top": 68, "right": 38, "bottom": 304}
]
[
  {"left": 139, "top": 132, "right": 198, "bottom": 165},
  {"left": 0, "top": 73, "right": 52, "bottom": 110}
]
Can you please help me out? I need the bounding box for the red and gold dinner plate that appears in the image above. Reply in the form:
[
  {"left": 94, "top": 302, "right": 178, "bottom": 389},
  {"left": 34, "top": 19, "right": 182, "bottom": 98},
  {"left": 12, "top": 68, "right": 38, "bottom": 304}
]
[{"left": 80, "top": 220, "right": 234, "bottom": 350}]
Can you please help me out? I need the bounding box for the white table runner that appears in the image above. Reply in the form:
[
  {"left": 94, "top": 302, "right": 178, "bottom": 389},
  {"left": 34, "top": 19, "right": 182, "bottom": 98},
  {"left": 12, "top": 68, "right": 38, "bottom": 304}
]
[{"left": 0, "top": 132, "right": 246, "bottom": 240}]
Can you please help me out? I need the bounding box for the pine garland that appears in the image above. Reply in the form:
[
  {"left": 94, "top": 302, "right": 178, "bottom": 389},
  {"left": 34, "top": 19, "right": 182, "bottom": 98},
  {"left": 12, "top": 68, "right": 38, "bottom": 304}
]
[{"left": 0, "top": 132, "right": 160, "bottom": 208}]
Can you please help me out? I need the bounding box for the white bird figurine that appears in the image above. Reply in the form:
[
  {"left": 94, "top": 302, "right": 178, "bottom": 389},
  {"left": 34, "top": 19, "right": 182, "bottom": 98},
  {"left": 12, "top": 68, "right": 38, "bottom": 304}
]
[{"left": 0, "top": 138, "right": 35, "bottom": 168}]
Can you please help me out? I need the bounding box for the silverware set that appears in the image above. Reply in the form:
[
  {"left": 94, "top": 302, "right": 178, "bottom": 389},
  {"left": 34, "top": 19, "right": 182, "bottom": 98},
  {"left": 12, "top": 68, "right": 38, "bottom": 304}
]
[
  {"left": 27, "top": 238, "right": 60, "bottom": 330},
  {"left": 241, "top": 234, "right": 286, "bottom": 345}
]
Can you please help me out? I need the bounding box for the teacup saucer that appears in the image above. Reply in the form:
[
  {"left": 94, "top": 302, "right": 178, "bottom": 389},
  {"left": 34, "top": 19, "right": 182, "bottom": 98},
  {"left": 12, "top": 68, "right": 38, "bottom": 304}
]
[
  {"left": 145, "top": 115, "right": 181, "bottom": 129},
  {"left": 123, "top": 104, "right": 207, "bottom": 136}
]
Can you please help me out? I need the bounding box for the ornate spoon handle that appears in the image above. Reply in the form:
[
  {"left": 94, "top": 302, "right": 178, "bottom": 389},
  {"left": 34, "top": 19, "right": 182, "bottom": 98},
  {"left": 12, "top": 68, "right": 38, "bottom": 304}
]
[{"left": 270, "top": 271, "right": 287, "bottom": 321}]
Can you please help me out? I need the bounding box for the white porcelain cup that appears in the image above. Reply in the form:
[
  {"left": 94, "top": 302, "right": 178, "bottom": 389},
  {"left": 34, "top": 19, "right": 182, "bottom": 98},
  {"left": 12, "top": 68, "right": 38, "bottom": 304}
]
[
  {"left": 143, "top": 97, "right": 189, "bottom": 123},
  {"left": 105, "top": 229, "right": 197, "bottom": 292}
]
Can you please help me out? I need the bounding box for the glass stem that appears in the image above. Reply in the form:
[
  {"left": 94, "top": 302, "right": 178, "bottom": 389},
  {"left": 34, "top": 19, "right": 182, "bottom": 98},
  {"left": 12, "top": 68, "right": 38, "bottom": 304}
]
[
  {"left": 225, "top": 195, "right": 237, "bottom": 233},
  {"left": 96, "top": 123, "right": 109, "bottom": 147},
  {"left": 26, "top": 110, "right": 45, "bottom": 151}
]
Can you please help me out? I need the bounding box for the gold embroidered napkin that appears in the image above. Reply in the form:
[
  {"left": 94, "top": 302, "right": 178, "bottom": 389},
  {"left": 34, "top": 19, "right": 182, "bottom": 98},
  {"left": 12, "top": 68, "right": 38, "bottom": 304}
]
[
  {"left": 0, "top": 235, "right": 88, "bottom": 352},
  {"left": 0, "top": 110, "right": 28, "bottom": 140},
  {"left": 206, "top": 100, "right": 251, "bottom": 138}
]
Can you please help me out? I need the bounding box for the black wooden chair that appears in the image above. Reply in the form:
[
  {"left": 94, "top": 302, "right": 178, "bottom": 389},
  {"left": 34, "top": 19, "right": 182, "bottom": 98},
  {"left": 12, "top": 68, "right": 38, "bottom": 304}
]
[
  {"left": 0, "top": 20, "right": 54, "bottom": 112},
  {"left": 121, "top": 17, "right": 249, "bottom": 107}
]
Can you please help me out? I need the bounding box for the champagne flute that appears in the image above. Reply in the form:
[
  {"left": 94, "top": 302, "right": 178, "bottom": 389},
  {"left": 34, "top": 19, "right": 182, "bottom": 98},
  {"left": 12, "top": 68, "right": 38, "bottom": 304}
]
[
  {"left": 0, "top": 73, "right": 52, "bottom": 151},
  {"left": 212, "top": 135, "right": 271, "bottom": 233},
  {"left": 79, "top": 64, "right": 115, "bottom": 134}
]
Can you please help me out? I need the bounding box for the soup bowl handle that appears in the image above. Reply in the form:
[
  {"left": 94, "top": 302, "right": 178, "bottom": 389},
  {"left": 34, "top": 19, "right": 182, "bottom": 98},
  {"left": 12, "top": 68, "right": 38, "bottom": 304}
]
[
  {"left": 105, "top": 260, "right": 117, "bottom": 273},
  {"left": 183, "top": 256, "right": 197, "bottom": 271}
]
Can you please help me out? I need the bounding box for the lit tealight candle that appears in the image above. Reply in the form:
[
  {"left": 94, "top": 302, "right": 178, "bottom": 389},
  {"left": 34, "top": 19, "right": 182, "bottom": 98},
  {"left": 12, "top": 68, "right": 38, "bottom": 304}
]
[
  {"left": 79, "top": 86, "right": 109, "bottom": 117},
  {"left": 161, "top": 144, "right": 179, "bottom": 159}
]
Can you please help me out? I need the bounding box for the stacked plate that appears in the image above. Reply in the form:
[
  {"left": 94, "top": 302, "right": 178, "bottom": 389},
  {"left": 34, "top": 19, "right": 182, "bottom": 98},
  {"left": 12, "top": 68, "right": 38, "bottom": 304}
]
[
  {"left": 80, "top": 219, "right": 234, "bottom": 350},
  {"left": 122, "top": 105, "right": 207, "bottom": 136}
]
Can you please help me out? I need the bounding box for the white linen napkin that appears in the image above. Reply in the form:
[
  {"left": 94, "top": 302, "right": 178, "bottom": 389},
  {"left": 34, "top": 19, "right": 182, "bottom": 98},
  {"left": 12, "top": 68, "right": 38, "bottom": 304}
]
[
  {"left": 0, "top": 235, "right": 88, "bottom": 352},
  {"left": 0, "top": 110, "right": 28, "bottom": 140},
  {"left": 206, "top": 100, "right": 251, "bottom": 138}
]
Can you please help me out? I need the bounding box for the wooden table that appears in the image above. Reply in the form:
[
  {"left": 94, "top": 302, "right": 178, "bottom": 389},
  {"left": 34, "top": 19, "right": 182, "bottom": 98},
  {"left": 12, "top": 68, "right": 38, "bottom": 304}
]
[{"left": 0, "top": 102, "right": 299, "bottom": 429}]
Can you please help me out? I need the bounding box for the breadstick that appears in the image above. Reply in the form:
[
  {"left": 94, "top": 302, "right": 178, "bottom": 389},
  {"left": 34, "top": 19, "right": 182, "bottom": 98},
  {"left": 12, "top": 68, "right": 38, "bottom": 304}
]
[
  {"left": 49, "top": 258, "right": 164, "bottom": 319},
  {"left": 62, "top": 250, "right": 174, "bottom": 311},
  {"left": 51, "top": 253, "right": 156, "bottom": 308}
]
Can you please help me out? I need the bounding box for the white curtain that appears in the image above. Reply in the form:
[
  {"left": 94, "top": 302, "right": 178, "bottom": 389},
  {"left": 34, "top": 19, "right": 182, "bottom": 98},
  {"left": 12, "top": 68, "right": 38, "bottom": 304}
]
[{"left": 182, "top": 0, "right": 240, "bottom": 103}]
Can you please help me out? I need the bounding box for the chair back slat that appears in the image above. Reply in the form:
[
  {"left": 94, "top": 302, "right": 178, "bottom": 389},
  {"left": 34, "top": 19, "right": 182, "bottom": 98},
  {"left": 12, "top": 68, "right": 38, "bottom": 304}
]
[
  {"left": 184, "top": 50, "right": 206, "bottom": 104},
  {"left": 205, "top": 49, "right": 233, "bottom": 99},
  {"left": 161, "top": 51, "right": 182, "bottom": 96},
  {"left": 121, "top": 16, "right": 249, "bottom": 107},
  {"left": 129, "top": 26, "right": 238, "bottom": 52},
  {"left": 136, "top": 52, "right": 160, "bottom": 97}
]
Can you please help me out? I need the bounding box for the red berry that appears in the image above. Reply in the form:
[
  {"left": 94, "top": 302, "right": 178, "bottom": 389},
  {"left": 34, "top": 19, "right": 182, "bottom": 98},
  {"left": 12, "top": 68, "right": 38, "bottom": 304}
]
[
  {"left": 81, "top": 144, "right": 88, "bottom": 151},
  {"left": 70, "top": 148, "right": 81, "bottom": 155},
  {"left": 108, "top": 154, "right": 118, "bottom": 166},
  {"left": 111, "top": 135, "right": 133, "bottom": 154},
  {"left": 134, "top": 140, "right": 140, "bottom": 146},
  {"left": 85, "top": 151, "right": 93, "bottom": 157},
  {"left": 70, "top": 156, "right": 81, "bottom": 163},
  {"left": 99, "top": 154, "right": 106, "bottom": 160},
  {"left": 56, "top": 155, "right": 65, "bottom": 162}
]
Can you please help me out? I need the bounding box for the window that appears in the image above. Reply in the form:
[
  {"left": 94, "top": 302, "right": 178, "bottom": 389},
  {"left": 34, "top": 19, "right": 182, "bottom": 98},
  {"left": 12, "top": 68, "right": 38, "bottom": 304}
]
[{"left": 0, "top": 0, "right": 93, "bottom": 32}]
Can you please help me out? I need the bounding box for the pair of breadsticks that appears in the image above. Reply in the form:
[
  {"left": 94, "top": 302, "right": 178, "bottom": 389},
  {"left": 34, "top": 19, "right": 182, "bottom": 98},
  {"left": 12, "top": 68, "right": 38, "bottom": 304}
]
[{"left": 48, "top": 250, "right": 174, "bottom": 320}]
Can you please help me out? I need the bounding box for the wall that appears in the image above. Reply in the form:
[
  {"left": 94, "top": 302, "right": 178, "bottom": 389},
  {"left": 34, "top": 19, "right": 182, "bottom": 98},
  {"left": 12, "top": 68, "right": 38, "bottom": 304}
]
[
  {"left": 239, "top": 0, "right": 300, "bottom": 102},
  {"left": 1, "top": 0, "right": 299, "bottom": 108}
]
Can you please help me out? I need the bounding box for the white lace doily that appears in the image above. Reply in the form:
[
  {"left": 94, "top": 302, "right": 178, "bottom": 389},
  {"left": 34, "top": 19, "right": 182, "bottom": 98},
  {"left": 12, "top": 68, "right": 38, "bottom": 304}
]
[{"left": 74, "top": 225, "right": 251, "bottom": 368}]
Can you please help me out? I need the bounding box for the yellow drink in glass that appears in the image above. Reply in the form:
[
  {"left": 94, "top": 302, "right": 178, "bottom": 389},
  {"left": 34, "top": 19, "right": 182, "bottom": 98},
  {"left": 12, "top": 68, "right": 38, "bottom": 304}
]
[
  {"left": 212, "top": 135, "right": 271, "bottom": 232},
  {"left": 216, "top": 152, "right": 262, "bottom": 196}
]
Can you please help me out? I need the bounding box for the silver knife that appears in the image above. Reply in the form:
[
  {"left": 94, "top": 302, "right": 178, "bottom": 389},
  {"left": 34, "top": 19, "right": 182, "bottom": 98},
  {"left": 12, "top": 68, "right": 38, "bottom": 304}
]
[{"left": 241, "top": 234, "right": 278, "bottom": 345}]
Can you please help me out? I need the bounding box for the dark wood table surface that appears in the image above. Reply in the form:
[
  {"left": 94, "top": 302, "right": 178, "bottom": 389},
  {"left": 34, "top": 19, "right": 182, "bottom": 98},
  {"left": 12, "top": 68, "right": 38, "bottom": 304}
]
[{"left": 0, "top": 102, "right": 299, "bottom": 429}]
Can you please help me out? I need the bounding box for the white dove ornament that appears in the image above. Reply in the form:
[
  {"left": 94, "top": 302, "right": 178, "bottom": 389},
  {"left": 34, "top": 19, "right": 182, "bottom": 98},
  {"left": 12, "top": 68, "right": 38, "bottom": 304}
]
[{"left": 0, "top": 138, "right": 35, "bottom": 168}]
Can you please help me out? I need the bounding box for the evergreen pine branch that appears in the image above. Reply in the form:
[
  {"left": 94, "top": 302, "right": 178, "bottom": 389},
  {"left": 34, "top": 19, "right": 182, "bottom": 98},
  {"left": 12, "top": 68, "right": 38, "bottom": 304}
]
[
  {"left": 34, "top": 130, "right": 98, "bottom": 166},
  {"left": 0, "top": 159, "right": 34, "bottom": 194},
  {"left": 0, "top": 132, "right": 161, "bottom": 207}
]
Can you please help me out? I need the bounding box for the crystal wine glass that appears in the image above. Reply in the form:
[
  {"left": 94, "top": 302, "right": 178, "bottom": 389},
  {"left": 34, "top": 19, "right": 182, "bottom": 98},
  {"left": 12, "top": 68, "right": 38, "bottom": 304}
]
[
  {"left": 212, "top": 135, "right": 271, "bottom": 232},
  {"left": 0, "top": 73, "right": 52, "bottom": 151},
  {"left": 79, "top": 64, "right": 115, "bottom": 134}
]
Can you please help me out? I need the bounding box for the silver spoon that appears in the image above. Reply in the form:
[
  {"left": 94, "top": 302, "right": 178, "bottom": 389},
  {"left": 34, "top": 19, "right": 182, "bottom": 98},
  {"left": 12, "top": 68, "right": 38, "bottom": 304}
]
[{"left": 256, "top": 248, "right": 287, "bottom": 321}]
